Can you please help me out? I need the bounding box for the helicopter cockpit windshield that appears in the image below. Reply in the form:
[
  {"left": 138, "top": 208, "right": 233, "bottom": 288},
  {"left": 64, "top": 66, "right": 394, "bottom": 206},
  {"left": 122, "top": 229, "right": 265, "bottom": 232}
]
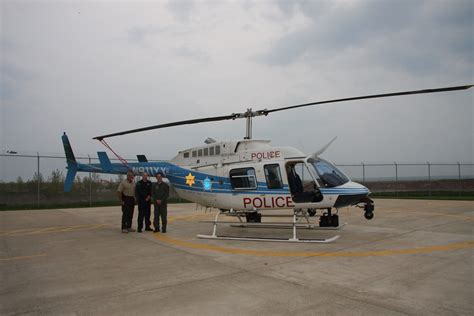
[{"left": 309, "top": 158, "right": 350, "bottom": 188}]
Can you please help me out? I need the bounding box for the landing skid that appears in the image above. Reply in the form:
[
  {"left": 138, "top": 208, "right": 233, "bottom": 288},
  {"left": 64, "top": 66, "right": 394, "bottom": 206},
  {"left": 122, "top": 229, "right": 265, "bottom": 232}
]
[
  {"left": 197, "top": 234, "right": 340, "bottom": 243},
  {"left": 227, "top": 222, "right": 346, "bottom": 230},
  {"left": 197, "top": 210, "right": 340, "bottom": 243}
]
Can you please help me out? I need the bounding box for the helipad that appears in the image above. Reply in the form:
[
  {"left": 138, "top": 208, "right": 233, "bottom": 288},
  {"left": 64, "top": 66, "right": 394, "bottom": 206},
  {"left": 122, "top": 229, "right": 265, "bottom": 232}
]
[{"left": 1, "top": 199, "right": 473, "bottom": 315}]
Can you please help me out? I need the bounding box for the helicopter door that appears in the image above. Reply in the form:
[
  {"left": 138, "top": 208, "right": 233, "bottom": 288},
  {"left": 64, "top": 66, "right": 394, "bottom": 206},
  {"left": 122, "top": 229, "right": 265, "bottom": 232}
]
[{"left": 286, "top": 162, "right": 323, "bottom": 203}]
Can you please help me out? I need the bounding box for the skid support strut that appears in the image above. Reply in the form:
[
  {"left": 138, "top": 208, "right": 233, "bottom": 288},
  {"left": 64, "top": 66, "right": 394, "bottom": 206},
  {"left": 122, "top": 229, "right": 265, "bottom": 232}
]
[{"left": 197, "top": 209, "right": 340, "bottom": 243}]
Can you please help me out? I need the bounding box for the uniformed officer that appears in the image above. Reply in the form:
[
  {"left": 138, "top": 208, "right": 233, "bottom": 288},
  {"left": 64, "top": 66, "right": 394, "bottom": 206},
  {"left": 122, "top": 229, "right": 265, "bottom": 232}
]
[
  {"left": 135, "top": 172, "right": 153, "bottom": 232},
  {"left": 117, "top": 170, "right": 136, "bottom": 233},
  {"left": 152, "top": 172, "right": 169, "bottom": 233}
]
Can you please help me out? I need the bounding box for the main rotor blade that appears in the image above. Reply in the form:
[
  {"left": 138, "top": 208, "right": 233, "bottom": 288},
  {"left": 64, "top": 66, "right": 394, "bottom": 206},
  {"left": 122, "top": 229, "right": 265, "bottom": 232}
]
[
  {"left": 264, "top": 85, "right": 473, "bottom": 114},
  {"left": 94, "top": 84, "right": 472, "bottom": 140},
  {"left": 93, "top": 114, "right": 238, "bottom": 140}
]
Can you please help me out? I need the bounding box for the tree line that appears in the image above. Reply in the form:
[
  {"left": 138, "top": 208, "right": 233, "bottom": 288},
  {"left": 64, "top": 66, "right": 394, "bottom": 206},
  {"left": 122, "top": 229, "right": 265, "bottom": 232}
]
[{"left": 0, "top": 169, "right": 124, "bottom": 197}]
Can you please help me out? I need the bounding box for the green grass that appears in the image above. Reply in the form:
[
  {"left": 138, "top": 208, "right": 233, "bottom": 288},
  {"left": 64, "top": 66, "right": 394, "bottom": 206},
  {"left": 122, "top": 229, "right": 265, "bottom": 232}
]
[
  {"left": 0, "top": 198, "right": 192, "bottom": 211},
  {"left": 371, "top": 191, "right": 474, "bottom": 201}
]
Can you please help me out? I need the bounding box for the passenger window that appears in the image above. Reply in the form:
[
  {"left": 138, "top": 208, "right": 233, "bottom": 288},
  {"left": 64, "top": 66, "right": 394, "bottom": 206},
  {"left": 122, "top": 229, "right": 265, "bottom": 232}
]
[
  {"left": 192, "top": 151, "right": 197, "bottom": 158},
  {"left": 183, "top": 152, "right": 189, "bottom": 158},
  {"left": 230, "top": 168, "right": 257, "bottom": 189},
  {"left": 204, "top": 148, "right": 209, "bottom": 156},
  {"left": 264, "top": 164, "right": 283, "bottom": 189},
  {"left": 215, "top": 145, "right": 220, "bottom": 155},
  {"left": 198, "top": 149, "right": 203, "bottom": 157},
  {"left": 209, "top": 147, "right": 215, "bottom": 155}
]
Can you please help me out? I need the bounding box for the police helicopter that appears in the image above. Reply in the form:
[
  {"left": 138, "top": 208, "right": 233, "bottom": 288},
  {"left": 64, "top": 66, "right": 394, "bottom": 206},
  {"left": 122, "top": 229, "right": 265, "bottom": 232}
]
[{"left": 62, "top": 85, "right": 472, "bottom": 243}]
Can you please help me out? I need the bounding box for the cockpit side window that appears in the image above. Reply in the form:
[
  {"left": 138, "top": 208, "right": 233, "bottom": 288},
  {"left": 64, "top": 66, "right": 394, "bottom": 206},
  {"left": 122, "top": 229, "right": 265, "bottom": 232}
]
[{"left": 286, "top": 162, "right": 323, "bottom": 203}]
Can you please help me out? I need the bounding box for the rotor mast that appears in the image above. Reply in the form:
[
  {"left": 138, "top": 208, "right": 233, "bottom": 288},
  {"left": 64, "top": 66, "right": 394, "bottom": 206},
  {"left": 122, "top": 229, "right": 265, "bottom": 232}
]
[
  {"left": 245, "top": 113, "right": 252, "bottom": 139},
  {"left": 235, "top": 108, "right": 268, "bottom": 140}
]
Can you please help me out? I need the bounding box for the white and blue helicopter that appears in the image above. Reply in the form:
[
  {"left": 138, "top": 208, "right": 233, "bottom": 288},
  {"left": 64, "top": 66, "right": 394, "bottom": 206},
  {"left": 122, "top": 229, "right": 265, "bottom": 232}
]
[{"left": 63, "top": 85, "right": 472, "bottom": 243}]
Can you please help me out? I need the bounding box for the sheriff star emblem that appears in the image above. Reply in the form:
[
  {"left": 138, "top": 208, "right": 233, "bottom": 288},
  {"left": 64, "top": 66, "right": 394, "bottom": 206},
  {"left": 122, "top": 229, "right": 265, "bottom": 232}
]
[{"left": 185, "top": 172, "right": 195, "bottom": 186}]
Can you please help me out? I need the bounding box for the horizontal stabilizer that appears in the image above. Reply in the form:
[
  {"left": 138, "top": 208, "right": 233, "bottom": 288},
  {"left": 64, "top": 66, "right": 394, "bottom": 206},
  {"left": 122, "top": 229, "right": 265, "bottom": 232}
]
[
  {"left": 137, "top": 154, "right": 148, "bottom": 163},
  {"left": 97, "top": 152, "right": 112, "bottom": 172}
]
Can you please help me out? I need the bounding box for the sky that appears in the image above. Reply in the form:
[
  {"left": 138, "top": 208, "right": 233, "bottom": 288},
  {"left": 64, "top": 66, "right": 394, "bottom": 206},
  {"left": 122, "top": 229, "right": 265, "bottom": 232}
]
[{"left": 1, "top": 0, "right": 473, "bottom": 181}]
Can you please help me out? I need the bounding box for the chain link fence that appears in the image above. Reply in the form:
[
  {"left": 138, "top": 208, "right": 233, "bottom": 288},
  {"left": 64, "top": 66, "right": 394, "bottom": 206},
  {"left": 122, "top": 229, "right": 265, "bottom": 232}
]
[{"left": 1, "top": 153, "right": 473, "bottom": 209}]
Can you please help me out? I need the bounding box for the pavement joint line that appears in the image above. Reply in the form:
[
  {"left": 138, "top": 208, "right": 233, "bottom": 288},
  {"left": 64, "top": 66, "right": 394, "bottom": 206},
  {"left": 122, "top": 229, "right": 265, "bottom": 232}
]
[{"left": 0, "top": 253, "right": 47, "bottom": 262}]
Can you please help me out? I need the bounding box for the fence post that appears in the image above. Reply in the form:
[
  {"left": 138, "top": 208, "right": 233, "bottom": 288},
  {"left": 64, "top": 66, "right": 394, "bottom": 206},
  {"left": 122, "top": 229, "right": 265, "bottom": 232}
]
[
  {"left": 394, "top": 162, "right": 398, "bottom": 197},
  {"left": 88, "top": 155, "right": 92, "bottom": 207},
  {"left": 362, "top": 162, "right": 365, "bottom": 182},
  {"left": 457, "top": 162, "right": 462, "bottom": 196},
  {"left": 427, "top": 161, "right": 431, "bottom": 196},
  {"left": 37, "top": 152, "right": 40, "bottom": 208}
]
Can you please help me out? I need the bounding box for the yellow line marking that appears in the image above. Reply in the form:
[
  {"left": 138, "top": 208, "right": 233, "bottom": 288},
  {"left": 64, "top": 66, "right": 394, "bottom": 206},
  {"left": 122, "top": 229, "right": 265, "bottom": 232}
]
[
  {"left": 0, "top": 228, "right": 40, "bottom": 234},
  {"left": 0, "top": 254, "right": 47, "bottom": 262},
  {"left": 0, "top": 224, "right": 102, "bottom": 236},
  {"left": 3, "top": 224, "right": 107, "bottom": 237},
  {"left": 154, "top": 235, "right": 474, "bottom": 257},
  {"left": 168, "top": 213, "right": 211, "bottom": 224}
]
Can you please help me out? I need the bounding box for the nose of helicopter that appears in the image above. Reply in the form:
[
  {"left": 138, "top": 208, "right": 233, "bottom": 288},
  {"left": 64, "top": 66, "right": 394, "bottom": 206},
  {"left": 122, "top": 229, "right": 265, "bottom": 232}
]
[
  {"left": 329, "top": 181, "right": 371, "bottom": 209},
  {"left": 337, "top": 181, "right": 370, "bottom": 195}
]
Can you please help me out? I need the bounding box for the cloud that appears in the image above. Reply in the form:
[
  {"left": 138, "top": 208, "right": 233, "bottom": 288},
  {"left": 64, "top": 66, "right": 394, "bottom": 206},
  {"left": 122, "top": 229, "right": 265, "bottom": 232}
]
[
  {"left": 166, "top": 0, "right": 195, "bottom": 22},
  {"left": 174, "top": 46, "right": 210, "bottom": 63},
  {"left": 0, "top": 62, "right": 34, "bottom": 101},
  {"left": 127, "top": 26, "right": 164, "bottom": 46},
  {"left": 258, "top": 0, "right": 473, "bottom": 77},
  {"left": 0, "top": 0, "right": 472, "bottom": 183}
]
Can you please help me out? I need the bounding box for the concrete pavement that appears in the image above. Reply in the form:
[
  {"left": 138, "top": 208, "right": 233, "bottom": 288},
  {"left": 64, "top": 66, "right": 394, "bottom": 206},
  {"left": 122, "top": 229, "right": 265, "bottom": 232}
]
[{"left": 1, "top": 199, "right": 473, "bottom": 315}]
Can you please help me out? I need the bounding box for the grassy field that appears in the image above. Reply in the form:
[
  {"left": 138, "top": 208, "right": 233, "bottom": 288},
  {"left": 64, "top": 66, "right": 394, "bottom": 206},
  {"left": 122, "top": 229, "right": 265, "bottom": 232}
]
[
  {"left": 0, "top": 198, "right": 192, "bottom": 211},
  {"left": 370, "top": 191, "right": 474, "bottom": 201}
]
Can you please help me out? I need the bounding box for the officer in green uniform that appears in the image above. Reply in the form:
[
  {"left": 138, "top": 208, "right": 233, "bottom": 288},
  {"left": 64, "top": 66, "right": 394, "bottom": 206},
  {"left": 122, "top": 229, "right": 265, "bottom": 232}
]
[{"left": 152, "top": 172, "right": 169, "bottom": 233}]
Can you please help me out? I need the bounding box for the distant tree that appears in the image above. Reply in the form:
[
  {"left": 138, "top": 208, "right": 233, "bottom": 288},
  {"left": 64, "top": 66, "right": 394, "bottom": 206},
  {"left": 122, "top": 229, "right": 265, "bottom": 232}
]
[
  {"left": 82, "top": 172, "right": 102, "bottom": 194},
  {"left": 16, "top": 176, "right": 25, "bottom": 192},
  {"left": 26, "top": 172, "right": 43, "bottom": 192},
  {"left": 116, "top": 174, "right": 124, "bottom": 182},
  {"left": 49, "top": 169, "right": 64, "bottom": 184},
  {"left": 32, "top": 172, "right": 43, "bottom": 183},
  {"left": 46, "top": 169, "right": 64, "bottom": 195}
]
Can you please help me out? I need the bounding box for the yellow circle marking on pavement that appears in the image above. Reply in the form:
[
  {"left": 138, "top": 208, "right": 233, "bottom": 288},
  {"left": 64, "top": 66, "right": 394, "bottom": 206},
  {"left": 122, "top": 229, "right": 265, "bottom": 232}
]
[
  {"left": 153, "top": 234, "right": 474, "bottom": 257},
  {"left": 154, "top": 213, "right": 474, "bottom": 257}
]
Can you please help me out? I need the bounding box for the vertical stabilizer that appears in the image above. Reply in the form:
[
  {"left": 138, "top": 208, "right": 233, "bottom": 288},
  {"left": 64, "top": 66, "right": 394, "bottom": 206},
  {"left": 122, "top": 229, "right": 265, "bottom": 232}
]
[{"left": 62, "top": 133, "right": 78, "bottom": 192}]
